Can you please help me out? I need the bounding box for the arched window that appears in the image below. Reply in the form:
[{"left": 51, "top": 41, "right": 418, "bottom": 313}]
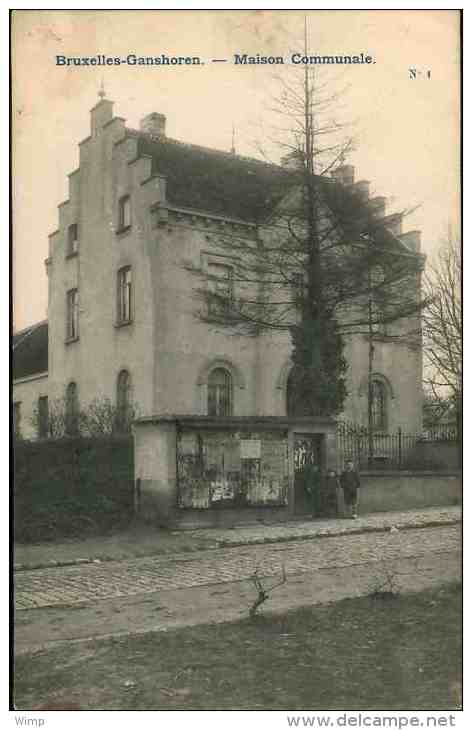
[
  {"left": 208, "top": 368, "right": 233, "bottom": 416},
  {"left": 371, "top": 379, "right": 387, "bottom": 431},
  {"left": 117, "top": 370, "right": 132, "bottom": 431},
  {"left": 65, "top": 382, "right": 79, "bottom": 435}
]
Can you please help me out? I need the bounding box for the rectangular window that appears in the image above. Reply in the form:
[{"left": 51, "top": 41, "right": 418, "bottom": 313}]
[
  {"left": 67, "top": 223, "right": 78, "bottom": 256},
  {"left": 38, "top": 396, "right": 49, "bottom": 438},
  {"left": 208, "top": 262, "right": 234, "bottom": 317},
  {"left": 117, "top": 267, "right": 132, "bottom": 324},
  {"left": 66, "top": 288, "right": 79, "bottom": 340},
  {"left": 118, "top": 196, "right": 131, "bottom": 230},
  {"left": 13, "top": 402, "right": 21, "bottom": 439},
  {"left": 371, "top": 299, "right": 386, "bottom": 335}
]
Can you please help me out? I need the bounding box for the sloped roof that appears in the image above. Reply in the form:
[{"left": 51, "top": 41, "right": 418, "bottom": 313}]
[
  {"left": 13, "top": 321, "right": 48, "bottom": 380},
  {"left": 134, "top": 132, "right": 296, "bottom": 223},
  {"left": 132, "top": 132, "right": 412, "bottom": 258}
]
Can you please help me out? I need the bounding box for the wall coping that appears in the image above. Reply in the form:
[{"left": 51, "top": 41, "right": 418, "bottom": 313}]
[
  {"left": 359, "top": 470, "right": 462, "bottom": 478},
  {"left": 135, "top": 414, "right": 337, "bottom": 430}
]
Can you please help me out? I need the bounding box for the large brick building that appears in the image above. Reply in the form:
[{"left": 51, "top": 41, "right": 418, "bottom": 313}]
[{"left": 13, "top": 92, "right": 424, "bottom": 442}]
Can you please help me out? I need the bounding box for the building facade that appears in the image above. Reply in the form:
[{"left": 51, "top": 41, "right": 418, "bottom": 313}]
[{"left": 13, "top": 94, "right": 424, "bottom": 442}]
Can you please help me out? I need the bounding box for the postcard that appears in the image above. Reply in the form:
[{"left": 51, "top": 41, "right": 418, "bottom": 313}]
[{"left": 11, "top": 9, "right": 462, "bottom": 718}]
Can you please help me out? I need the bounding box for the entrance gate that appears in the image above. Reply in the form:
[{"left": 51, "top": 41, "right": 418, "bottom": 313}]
[
  {"left": 293, "top": 434, "right": 323, "bottom": 514},
  {"left": 293, "top": 433, "right": 338, "bottom": 517}
]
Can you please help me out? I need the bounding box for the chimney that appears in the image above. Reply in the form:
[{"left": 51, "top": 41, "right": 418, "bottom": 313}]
[
  {"left": 384, "top": 213, "right": 403, "bottom": 236},
  {"left": 330, "top": 164, "right": 355, "bottom": 186},
  {"left": 140, "top": 112, "right": 166, "bottom": 137},
  {"left": 369, "top": 196, "right": 387, "bottom": 219},
  {"left": 352, "top": 180, "right": 370, "bottom": 201},
  {"left": 399, "top": 230, "right": 421, "bottom": 253}
]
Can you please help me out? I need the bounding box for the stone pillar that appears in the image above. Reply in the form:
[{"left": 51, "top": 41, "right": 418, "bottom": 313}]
[
  {"left": 287, "top": 429, "right": 295, "bottom": 515},
  {"left": 140, "top": 112, "right": 166, "bottom": 137},
  {"left": 134, "top": 419, "right": 178, "bottom": 526},
  {"left": 325, "top": 430, "right": 338, "bottom": 471}
]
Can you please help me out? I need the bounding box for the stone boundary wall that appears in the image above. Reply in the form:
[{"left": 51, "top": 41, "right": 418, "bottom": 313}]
[
  {"left": 408, "top": 440, "right": 460, "bottom": 471},
  {"left": 356, "top": 471, "right": 462, "bottom": 514}
]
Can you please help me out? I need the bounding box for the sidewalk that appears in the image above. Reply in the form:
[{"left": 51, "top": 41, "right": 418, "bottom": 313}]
[{"left": 14, "top": 505, "right": 461, "bottom": 572}]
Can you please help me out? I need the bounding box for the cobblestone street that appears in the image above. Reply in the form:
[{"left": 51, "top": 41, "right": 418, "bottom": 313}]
[{"left": 15, "top": 523, "right": 460, "bottom": 611}]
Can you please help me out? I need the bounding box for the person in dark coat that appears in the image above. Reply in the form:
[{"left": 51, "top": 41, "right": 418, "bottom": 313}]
[
  {"left": 325, "top": 469, "right": 340, "bottom": 517},
  {"left": 340, "top": 460, "right": 361, "bottom": 518},
  {"left": 303, "top": 462, "right": 321, "bottom": 517}
]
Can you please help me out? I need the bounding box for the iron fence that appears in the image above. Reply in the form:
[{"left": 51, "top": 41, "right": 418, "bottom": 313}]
[
  {"left": 336, "top": 421, "right": 458, "bottom": 471},
  {"left": 421, "top": 424, "right": 458, "bottom": 442}
]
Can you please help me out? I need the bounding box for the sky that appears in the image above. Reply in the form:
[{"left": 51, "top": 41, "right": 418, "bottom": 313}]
[{"left": 11, "top": 9, "right": 461, "bottom": 332}]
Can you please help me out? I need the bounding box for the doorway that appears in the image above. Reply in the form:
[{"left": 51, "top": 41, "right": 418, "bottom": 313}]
[{"left": 293, "top": 434, "right": 324, "bottom": 515}]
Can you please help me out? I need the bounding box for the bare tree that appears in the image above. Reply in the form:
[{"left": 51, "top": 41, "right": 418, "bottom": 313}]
[
  {"left": 423, "top": 233, "right": 462, "bottom": 460},
  {"left": 30, "top": 396, "right": 139, "bottom": 439},
  {"left": 188, "top": 23, "right": 425, "bottom": 418},
  {"left": 249, "top": 565, "right": 287, "bottom": 617}
]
